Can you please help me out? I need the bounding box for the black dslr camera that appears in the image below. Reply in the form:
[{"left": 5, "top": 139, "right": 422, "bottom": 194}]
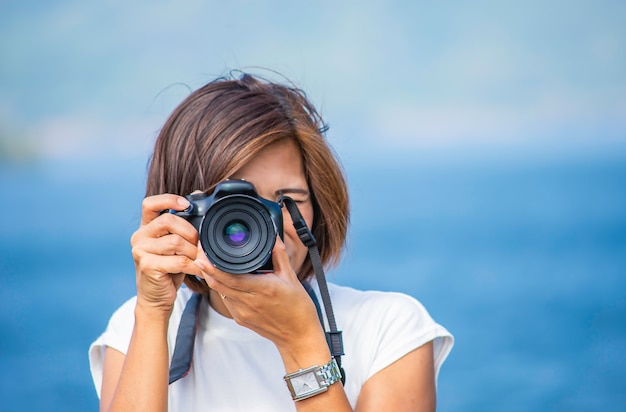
[{"left": 174, "top": 180, "right": 283, "bottom": 274}]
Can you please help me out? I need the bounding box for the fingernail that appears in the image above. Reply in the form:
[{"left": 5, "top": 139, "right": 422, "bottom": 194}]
[{"left": 178, "top": 197, "right": 190, "bottom": 208}]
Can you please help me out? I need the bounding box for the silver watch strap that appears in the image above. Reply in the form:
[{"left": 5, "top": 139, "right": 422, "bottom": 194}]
[{"left": 319, "top": 358, "right": 342, "bottom": 386}]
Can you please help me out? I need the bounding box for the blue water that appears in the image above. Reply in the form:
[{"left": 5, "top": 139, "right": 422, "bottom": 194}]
[{"left": 1, "top": 150, "right": 625, "bottom": 411}]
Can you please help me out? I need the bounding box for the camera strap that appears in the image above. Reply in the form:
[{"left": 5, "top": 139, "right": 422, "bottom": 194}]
[
  {"left": 168, "top": 292, "right": 202, "bottom": 384},
  {"left": 279, "top": 196, "right": 346, "bottom": 385}
]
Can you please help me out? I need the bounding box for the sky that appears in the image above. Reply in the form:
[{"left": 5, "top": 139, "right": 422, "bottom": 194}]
[{"left": 1, "top": 0, "right": 625, "bottom": 163}]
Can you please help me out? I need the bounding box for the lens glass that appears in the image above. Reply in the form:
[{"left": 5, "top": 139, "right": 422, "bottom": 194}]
[{"left": 223, "top": 221, "right": 250, "bottom": 247}]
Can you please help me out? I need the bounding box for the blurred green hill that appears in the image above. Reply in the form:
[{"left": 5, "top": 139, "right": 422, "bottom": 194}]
[{"left": 0, "top": 123, "right": 38, "bottom": 163}]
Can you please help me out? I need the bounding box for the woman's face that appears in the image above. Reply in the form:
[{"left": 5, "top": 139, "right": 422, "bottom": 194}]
[{"left": 229, "top": 139, "right": 313, "bottom": 275}]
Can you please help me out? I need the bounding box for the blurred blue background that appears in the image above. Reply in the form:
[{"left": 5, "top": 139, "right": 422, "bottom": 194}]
[{"left": 1, "top": 1, "right": 625, "bottom": 411}]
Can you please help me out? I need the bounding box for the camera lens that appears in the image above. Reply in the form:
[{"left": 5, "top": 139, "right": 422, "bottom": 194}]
[
  {"left": 200, "top": 195, "right": 277, "bottom": 274},
  {"left": 223, "top": 221, "right": 250, "bottom": 247}
]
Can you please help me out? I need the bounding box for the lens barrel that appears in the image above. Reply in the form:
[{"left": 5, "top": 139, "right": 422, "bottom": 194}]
[{"left": 199, "top": 195, "right": 277, "bottom": 274}]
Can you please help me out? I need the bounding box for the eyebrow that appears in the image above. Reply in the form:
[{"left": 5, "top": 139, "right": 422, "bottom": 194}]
[{"left": 276, "top": 188, "right": 310, "bottom": 197}]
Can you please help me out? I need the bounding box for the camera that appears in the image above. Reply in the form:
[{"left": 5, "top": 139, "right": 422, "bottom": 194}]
[{"left": 174, "top": 180, "right": 283, "bottom": 274}]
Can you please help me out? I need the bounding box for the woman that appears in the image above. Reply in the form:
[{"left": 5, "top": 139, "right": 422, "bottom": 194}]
[{"left": 89, "top": 73, "right": 453, "bottom": 411}]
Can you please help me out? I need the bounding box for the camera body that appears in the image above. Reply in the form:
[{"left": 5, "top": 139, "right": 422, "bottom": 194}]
[{"left": 174, "top": 180, "right": 283, "bottom": 274}]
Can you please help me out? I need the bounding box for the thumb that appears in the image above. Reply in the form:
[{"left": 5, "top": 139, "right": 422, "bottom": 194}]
[{"left": 270, "top": 236, "right": 294, "bottom": 278}]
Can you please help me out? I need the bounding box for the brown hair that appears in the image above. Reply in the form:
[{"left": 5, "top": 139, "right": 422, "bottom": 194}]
[{"left": 146, "top": 73, "right": 349, "bottom": 294}]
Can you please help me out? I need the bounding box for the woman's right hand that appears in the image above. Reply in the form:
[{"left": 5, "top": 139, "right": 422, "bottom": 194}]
[{"left": 130, "top": 194, "right": 201, "bottom": 315}]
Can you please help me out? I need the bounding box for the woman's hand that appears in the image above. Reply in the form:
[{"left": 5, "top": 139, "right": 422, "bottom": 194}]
[
  {"left": 198, "top": 238, "right": 354, "bottom": 411},
  {"left": 197, "top": 236, "right": 326, "bottom": 356},
  {"left": 130, "top": 194, "right": 201, "bottom": 315}
]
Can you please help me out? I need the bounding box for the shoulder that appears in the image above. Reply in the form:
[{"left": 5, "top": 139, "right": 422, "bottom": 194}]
[
  {"left": 89, "top": 288, "right": 196, "bottom": 397},
  {"left": 328, "top": 282, "right": 433, "bottom": 325},
  {"left": 323, "top": 282, "right": 454, "bottom": 382},
  {"left": 331, "top": 284, "right": 448, "bottom": 348},
  {"left": 95, "top": 287, "right": 196, "bottom": 354}
]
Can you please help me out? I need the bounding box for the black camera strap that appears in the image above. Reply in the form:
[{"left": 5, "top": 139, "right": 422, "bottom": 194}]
[
  {"left": 169, "top": 292, "right": 202, "bottom": 384},
  {"left": 279, "top": 196, "right": 345, "bottom": 384},
  {"left": 168, "top": 197, "right": 345, "bottom": 385}
]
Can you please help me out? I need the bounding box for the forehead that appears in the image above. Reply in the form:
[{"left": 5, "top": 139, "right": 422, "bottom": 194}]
[{"left": 230, "top": 139, "right": 308, "bottom": 194}]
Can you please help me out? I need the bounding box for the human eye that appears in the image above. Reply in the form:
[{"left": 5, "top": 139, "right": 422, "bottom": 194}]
[
  {"left": 276, "top": 189, "right": 309, "bottom": 204},
  {"left": 291, "top": 197, "right": 308, "bottom": 205}
]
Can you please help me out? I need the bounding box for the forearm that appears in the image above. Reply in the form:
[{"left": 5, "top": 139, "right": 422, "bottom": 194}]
[{"left": 107, "top": 305, "right": 170, "bottom": 412}]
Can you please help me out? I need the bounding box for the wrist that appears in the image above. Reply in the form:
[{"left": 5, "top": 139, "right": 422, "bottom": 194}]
[
  {"left": 277, "top": 326, "right": 331, "bottom": 373},
  {"left": 135, "top": 299, "right": 173, "bottom": 324},
  {"left": 284, "top": 358, "right": 343, "bottom": 401}
]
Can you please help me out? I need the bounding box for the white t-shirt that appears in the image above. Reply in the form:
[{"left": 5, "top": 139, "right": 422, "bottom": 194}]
[{"left": 89, "top": 281, "right": 454, "bottom": 411}]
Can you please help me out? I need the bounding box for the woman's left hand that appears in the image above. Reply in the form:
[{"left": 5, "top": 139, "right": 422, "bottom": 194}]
[{"left": 195, "top": 236, "right": 326, "bottom": 355}]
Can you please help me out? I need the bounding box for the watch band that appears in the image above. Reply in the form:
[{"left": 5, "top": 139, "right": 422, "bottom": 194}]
[
  {"left": 319, "top": 358, "right": 343, "bottom": 386},
  {"left": 284, "top": 358, "right": 342, "bottom": 401}
]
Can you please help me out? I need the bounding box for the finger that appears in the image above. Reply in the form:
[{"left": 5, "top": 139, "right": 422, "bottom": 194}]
[
  {"left": 193, "top": 242, "right": 245, "bottom": 285},
  {"left": 140, "top": 194, "right": 190, "bottom": 225},
  {"left": 197, "top": 266, "right": 226, "bottom": 293},
  {"left": 194, "top": 260, "right": 239, "bottom": 301},
  {"left": 194, "top": 256, "right": 254, "bottom": 296},
  {"left": 134, "top": 233, "right": 199, "bottom": 259},
  {"left": 135, "top": 251, "right": 203, "bottom": 277},
  {"left": 137, "top": 212, "right": 199, "bottom": 243},
  {"left": 199, "top": 261, "right": 254, "bottom": 292},
  {"left": 270, "top": 235, "right": 294, "bottom": 278}
]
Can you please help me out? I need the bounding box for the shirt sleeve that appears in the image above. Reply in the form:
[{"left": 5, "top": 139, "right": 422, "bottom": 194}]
[
  {"left": 88, "top": 289, "right": 193, "bottom": 398},
  {"left": 88, "top": 296, "right": 138, "bottom": 398},
  {"left": 361, "top": 291, "right": 454, "bottom": 382}
]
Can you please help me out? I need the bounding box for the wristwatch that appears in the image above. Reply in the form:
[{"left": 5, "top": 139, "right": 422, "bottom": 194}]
[{"left": 284, "top": 358, "right": 342, "bottom": 401}]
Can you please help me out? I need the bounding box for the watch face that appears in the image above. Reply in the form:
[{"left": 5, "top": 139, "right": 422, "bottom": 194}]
[{"left": 294, "top": 371, "right": 321, "bottom": 395}]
